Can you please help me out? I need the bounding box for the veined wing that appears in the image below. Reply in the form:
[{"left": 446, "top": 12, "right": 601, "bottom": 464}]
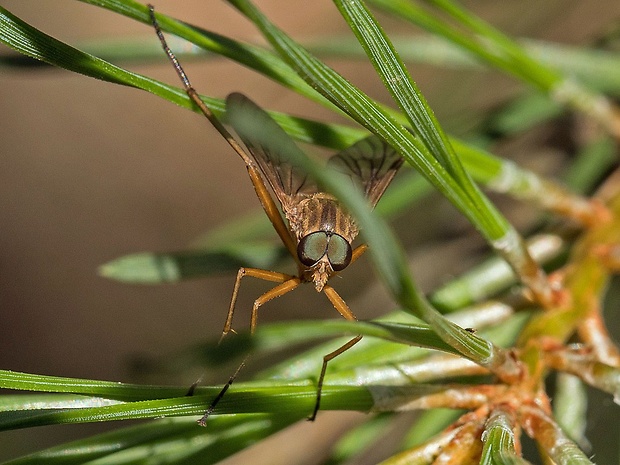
[
  {"left": 225, "top": 93, "right": 314, "bottom": 211},
  {"left": 327, "top": 135, "right": 403, "bottom": 208}
]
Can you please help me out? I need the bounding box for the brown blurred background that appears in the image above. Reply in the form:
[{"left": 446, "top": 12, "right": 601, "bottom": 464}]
[{"left": 1, "top": 0, "right": 619, "bottom": 462}]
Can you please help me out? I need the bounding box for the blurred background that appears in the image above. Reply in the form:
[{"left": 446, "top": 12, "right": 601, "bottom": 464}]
[{"left": 1, "top": 0, "right": 619, "bottom": 462}]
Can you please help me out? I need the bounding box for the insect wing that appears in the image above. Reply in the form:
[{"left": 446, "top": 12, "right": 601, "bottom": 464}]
[
  {"left": 327, "top": 136, "right": 403, "bottom": 207},
  {"left": 225, "top": 93, "right": 314, "bottom": 210}
]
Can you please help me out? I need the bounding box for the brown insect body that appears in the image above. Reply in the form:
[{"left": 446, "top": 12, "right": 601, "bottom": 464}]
[
  {"left": 148, "top": 5, "right": 404, "bottom": 423},
  {"left": 147, "top": 9, "right": 405, "bottom": 419},
  {"left": 226, "top": 92, "right": 403, "bottom": 299},
  {"left": 218, "top": 94, "right": 404, "bottom": 421}
]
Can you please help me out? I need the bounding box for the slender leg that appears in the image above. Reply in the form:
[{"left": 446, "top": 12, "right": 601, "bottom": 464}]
[
  {"left": 323, "top": 285, "right": 357, "bottom": 320},
  {"left": 191, "top": 268, "right": 295, "bottom": 399},
  {"left": 308, "top": 285, "right": 363, "bottom": 421},
  {"left": 149, "top": 7, "right": 304, "bottom": 424},
  {"left": 199, "top": 269, "right": 301, "bottom": 426},
  {"left": 149, "top": 6, "right": 298, "bottom": 262},
  {"left": 247, "top": 167, "right": 299, "bottom": 261},
  {"left": 309, "top": 335, "right": 362, "bottom": 421},
  {"left": 350, "top": 244, "right": 368, "bottom": 265},
  {"left": 222, "top": 267, "right": 296, "bottom": 340},
  {"left": 250, "top": 278, "right": 301, "bottom": 333},
  {"left": 197, "top": 355, "right": 248, "bottom": 426}
]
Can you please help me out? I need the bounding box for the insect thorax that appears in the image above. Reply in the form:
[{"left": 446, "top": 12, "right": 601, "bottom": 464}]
[{"left": 284, "top": 193, "right": 359, "bottom": 243}]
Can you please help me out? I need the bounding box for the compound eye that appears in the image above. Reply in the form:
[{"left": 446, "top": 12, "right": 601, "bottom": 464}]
[
  {"left": 327, "top": 234, "right": 352, "bottom": 271},
  {"left": 297, "top": 231, "right": 328, "bottom": 267}
]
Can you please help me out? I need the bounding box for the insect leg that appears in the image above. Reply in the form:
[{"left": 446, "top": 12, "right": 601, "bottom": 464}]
[
  {"left": 199, "top": 271, "right": 301, "bottom": 426},
  {"left": 148, "top": 6, "right": 302, "bottom": 425},
  {"left": 350, "top": 244, "right": 368, "bottom": 265},
  {"left": 247, "top": 167, "right": 299, "bottom": 261},
  {"left": 308, "top": 285, "right": 363, "bottom": 421},
  {"left": 148, "top": 5, "right": 250, "bottom": 165},
  {"left": 222, "top": 267, "right": 298, "bottom": 339},
  {"left": 191, "top": 268, "right": 294, "bottom": 399},
  {"left": 149, "top": 6, "right": 299, "bottom": 263},
  {"left": 197, "top": 355, "right": 248, "bottom": 427},
  {"left": 250, "top": 277, "right": 302, "bottom": 333}
]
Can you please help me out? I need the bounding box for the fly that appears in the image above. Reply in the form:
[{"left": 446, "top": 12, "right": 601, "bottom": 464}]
[{"left": 149, "top": 5, "right": 403, "bottom": 423}]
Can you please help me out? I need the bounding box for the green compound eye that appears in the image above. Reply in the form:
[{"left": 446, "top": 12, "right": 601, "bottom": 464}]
[
  {"left": 327, "top": 234, "right": 352, "bottom": 271},
  {"left": 298, "top": 231, "right": 329, "bottom": 267}
]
